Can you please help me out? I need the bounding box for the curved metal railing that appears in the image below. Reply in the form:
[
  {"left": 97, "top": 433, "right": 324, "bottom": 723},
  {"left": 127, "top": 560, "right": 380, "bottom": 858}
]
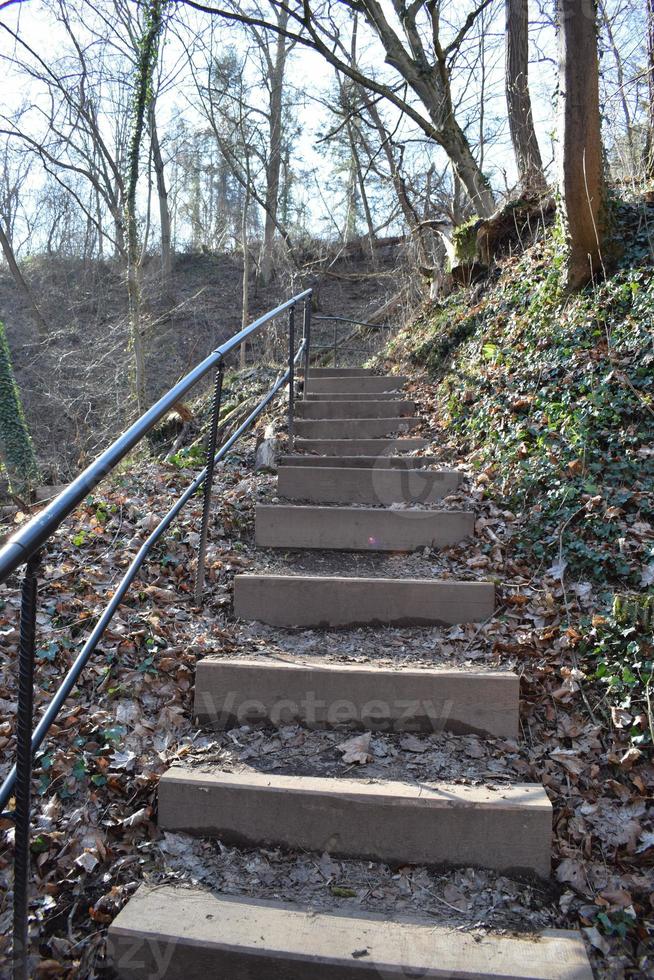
[{"left": 0, "top": 288, "right": 312, "bottom": 979}]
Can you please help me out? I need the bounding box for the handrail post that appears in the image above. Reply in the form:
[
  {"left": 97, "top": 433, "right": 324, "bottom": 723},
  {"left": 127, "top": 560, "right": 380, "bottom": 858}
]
[
  {"left": 288, "top": 304, "right": 296, "bottom": 451},
  {"left": 332, "top": 318, "right": 338, "bottom": 367},
  {"left": 194, "top": 362, "right": 224, "bottom": 605},
  {"left": 302, "top": 298, "right": 311, "bottom": 387},
  {"left": 13, "top": 551, "right": 41, "bottom": 980}
]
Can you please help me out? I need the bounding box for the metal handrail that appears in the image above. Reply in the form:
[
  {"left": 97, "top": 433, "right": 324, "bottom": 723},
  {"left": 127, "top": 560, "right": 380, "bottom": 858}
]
[
  {"left": 0, "top": 343, "right": 306, "bottom": 816},
  {"left": 0, "top": 288, "right": 313, "bottom": 979},
  {"left": 0, "top": 289, "right": 311, "bottom": 587},
  {"left": 310, "top": 314, "right": 391, "bottom": 368},
  {"left": 312, "top": 315, "right": 388, "bottom": 330}
]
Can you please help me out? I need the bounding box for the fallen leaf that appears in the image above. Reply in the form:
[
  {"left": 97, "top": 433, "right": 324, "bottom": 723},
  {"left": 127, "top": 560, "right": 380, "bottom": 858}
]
[
  {"left": 75, "top": 850, "right": 99, "bottom": 873},
  {"left": 442, "top": 883, "right": 469, "bottom": 910},
  {"left": 619, "top": 747, "right": 642, "bottom": 770},
  {"left": 611, "top": 707, "right": 633, "bottom": 730},
  {"left": 399, "top": 735, "right": 429, "bottom": 753},
  {"left": 556, "top": 857, "right": 589, "bottom": 894},
  {"left": 336, "top": 733, "right": 372, "bottom": 765},
  {"left": 550, "top": 748, "right": 585, "bottom": 775},
  {"left": 583, "top": 926, "right": 610, "bottom": 956}
]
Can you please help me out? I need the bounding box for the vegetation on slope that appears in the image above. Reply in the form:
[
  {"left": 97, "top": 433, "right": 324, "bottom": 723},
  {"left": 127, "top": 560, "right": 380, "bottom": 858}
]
[
  {"left": 384, "top": 204, "right": 654, "bottom": 971},
  {"left": 390, "top": 203, "right": 654, "bottom": 593}
]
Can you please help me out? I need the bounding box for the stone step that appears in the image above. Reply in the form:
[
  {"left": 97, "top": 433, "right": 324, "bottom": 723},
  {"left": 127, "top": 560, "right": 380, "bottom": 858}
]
[
  {"left": 295, "top": 437, "right": 429, "bottom": 455},
  {"left": 300, "top": 367, "right": 377, "bottom": 376},
  {"left": 294, "top": 418, "right": 420, "bottom": 440},
  {"left": 233, "top": 575, "right": 494, "bottom": 627},
  {"left": 109, "top": 886, "right": 593, "bottom": 980},
  {"left": 296, "top": 399, "right": 415, "bottom": 419},
  {"left": 277, "top": 465, "right": 461, "bottom": 505},
  {"left": 279, "top": 454, "right": 438, "bottom": 468},
  {"left": 157, "top": 769, "right": 550, "bottom": 876},
  {"left": 194, "top": 657, "right": 519, "bottom": 737},
  {"left": 305, "top": 391, "right": 402, "bottom": 401},
  {"left": 305, "top": 376, "right": 407, "bottom": 394},
  {"left": 256, "top": 504, "right": 473, "bottom": 550}
]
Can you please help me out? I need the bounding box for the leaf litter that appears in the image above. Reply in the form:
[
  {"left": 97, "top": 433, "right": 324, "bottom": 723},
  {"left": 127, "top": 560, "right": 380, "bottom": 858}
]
[{"left": 0, "top": 380, "right": 650, "bottom": 977}]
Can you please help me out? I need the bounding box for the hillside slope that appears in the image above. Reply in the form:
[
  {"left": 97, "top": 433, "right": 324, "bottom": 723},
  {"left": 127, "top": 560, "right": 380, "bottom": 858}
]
[{"left": 379, "top": 202, "right": 654, "bottom": 975}]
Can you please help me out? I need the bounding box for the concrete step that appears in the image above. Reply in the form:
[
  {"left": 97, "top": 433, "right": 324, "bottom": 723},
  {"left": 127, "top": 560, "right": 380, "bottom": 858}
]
[
  {"left": 279, "top": 455, "right": 438, "bottom": 468},
  {"left": 157, "top": 769, "right": 551, "bottom": 876},
  {"left": 300, "top": 367, "right": 377, "bottom": 376},
  {"left": 295, "top": 437, "right": 429, "bottom": 455},
  {"left": 194, "top": 657, "right": 519, "bottom": 737},
  {"left": 305, "top": 376, "right": 407, "bottom": 394},
  {"left": 294, "top": 418, "right": 420, "bottom": 440},
  {"left": 256, "top": 504, "right": 473, "bottom": 550},
  {"left": 233, "top": 575, "right": 494, "bottom": 627},
  {"left": 296, "top": 399, "right": 415, "bottom": 419},
  {"left": 305, "top": 391, "right": 402, "bottom": 401},
  {"left": 109, "top": 886, "right": 593, "bottom": 980},
  {"left": 277, "top": 465, "right": 461, "bottom": 505}
]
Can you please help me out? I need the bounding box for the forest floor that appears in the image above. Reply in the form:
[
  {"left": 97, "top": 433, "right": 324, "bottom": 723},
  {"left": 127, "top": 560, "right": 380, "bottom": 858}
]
[{"left": 0, "top": 208, "right": 653, "bottom": 977}]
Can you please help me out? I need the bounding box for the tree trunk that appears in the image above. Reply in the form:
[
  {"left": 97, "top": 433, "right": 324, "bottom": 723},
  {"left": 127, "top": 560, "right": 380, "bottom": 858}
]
[
  {"left": 557, "top": 0, "right": 606, "bottom": 289},
  {"left": 260, "top": 9, "right": 289, "bottom": 286},
  {"left": 0, "top": 319, "right": 39, "bottom": 498},
  {"left": 646, "top": 0, "right": 654, "bottom": 180},
  {"left": 598, "top": 0, "right": 636, "bottom": 175},
  {"left": 361, "top": 0, "right": 496, "bottom": 217},
  {"left": 240, "top": 185, "right": 250, "bottom": 369},
  {"left": 0, "top": 222, "right": 48, "bottom": 336},
  {"left": 343, "top": 150, "right": 358, "bottom": 243},
  {"left": 345, "top": 113, "right": 376, "bottom": 258},
  {"left": 150, "top": 103, "right": 174, "bottom": 298},
  {"left": 125, "top": 0, "right": 165, "bottom": 413},
  {"left": 505, "top": 0, "right": 546, "bottom": 194}
]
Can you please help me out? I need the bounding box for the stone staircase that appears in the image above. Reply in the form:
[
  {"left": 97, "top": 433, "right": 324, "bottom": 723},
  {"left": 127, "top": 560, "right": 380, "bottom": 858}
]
[{"left": 108, "top": 369, "right": 593, "bottom": 978}]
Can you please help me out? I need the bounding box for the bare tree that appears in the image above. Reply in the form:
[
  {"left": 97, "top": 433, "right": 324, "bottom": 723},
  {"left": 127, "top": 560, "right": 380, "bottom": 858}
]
[
  {"left": 505, "top": 0, "right": 546, "bottom": 193},
  {"left": 0, "top": 14, "right": 130, "bottom": 260},
  {"left": 240, "top": 179, "right": 251, "bottom": 368},
  {"left": 557, "top": 0, "right": 606, "bottom": 288},
  {"left": 183, "top": 0, "right": 497, "bottom": 218},
  {"left": 191, "top": 36, "right": 298, "bottom": 266},
  {"left": 0, "top": 144, "right": 48, "bottom": 333},
  {"left": 150, "top": 103, "right": 174, "bottom": 296},
  {"left": 256, "top": 4, "right": 293, "bottom": 283},
  {"left": 125, "top": 0, "right": 166, "bottom": 411},
  {"left": 598, "top": 0, "right": 637, "bottom": 176},
  {"left": 0, "top": 223, "right": 48, "bottom": 335}
]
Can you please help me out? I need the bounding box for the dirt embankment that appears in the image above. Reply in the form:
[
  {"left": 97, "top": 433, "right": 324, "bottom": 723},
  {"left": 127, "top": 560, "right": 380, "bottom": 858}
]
[{"left": 0, "top": 238, "right": 407, "bottom": 482}]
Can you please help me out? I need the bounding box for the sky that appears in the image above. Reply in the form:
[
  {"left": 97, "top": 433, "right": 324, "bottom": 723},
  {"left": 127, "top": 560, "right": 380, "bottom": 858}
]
[{"left": 0, "top": 0, "right": 647, "bottom": 252}]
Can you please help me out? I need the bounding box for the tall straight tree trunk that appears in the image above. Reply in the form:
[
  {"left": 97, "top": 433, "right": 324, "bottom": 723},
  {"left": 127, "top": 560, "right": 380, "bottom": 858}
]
[
  {"left": 557, "top": 0, "right": 606, "bottom": 289},
  {"left": 0, "top": 222, "right": 48, "bottom": 336},
  {"left": 352, "top": 138, "right": 376, "bottom": 259},
  {"left": 505, "top": 0, "right": 546, "bottom": 194},
  {"left": 240, "top": 185, "right": 250, "bottom": 369},
  {"left": 125, "top": 0, "right": 165, "bottom": 412},
  {"left": 598, "top": 0, "right": 636, "bottom": 175},
  {"left": 343, "top": 151, "right": 358, "bottom": 244},
  {"left": 0, "top": 320, "right": 39, "bottom": 498},
  {"left": 150, "top": 103, "right": 174, "bottom": 299},
  {"left": 647, "top": 0, "right": 654, "bottom": 180},
  {"left": 260, "top": 8, "right": 290, "bottom": 286}
]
